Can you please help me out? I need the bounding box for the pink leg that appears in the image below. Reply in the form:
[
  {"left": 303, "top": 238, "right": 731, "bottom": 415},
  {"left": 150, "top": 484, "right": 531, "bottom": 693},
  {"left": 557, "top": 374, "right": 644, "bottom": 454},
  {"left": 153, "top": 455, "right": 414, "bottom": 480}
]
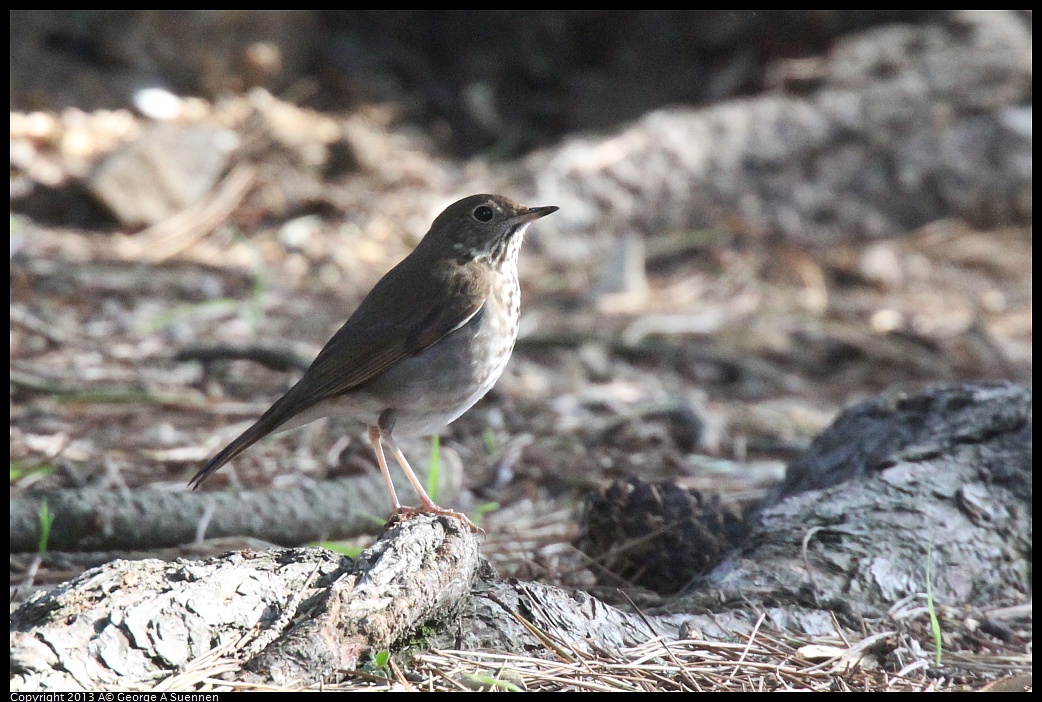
[
  {"left": 379, "top": 427, "right": 481, "bottom": 533},
  {"left": 368, "top": 425, "right": 403, "bottom": 511}
]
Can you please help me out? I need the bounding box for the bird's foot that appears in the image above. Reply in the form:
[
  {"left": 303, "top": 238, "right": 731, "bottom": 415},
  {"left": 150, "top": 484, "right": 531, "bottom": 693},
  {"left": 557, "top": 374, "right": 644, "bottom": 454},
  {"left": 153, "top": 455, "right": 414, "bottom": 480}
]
[{"left": 392, "top": 502, "right": 484, "bottom": 535}]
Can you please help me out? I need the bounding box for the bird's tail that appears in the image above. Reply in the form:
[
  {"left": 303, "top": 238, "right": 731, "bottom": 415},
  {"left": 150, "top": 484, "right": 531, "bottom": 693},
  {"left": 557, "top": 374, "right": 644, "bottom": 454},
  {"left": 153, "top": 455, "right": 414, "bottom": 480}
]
[{"left": 188, "top": 389, "right": 306, "bottom": 489}]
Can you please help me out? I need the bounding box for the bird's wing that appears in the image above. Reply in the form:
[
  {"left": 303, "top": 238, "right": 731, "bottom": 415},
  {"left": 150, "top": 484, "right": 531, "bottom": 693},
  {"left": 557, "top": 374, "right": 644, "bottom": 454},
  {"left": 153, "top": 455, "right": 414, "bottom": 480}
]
[
  {"left": 300, "top": 260, "right": 491, "bottom": 402},
  {"left": 188, "top": 262, "right": 489, "bottom": 488}
]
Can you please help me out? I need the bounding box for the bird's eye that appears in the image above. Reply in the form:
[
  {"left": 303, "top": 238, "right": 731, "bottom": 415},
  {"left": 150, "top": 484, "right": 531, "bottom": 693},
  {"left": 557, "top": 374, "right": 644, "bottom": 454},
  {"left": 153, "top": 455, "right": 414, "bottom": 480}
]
[{"left": 473, "top": 205, "right": 494, "bottom": 222}]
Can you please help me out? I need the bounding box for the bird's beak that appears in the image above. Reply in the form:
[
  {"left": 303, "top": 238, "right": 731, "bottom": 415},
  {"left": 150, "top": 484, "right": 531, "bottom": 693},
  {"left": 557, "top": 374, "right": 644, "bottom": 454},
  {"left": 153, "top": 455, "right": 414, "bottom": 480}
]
[{"left": 514, "top": 205, "right": 559, "bottom": 224}]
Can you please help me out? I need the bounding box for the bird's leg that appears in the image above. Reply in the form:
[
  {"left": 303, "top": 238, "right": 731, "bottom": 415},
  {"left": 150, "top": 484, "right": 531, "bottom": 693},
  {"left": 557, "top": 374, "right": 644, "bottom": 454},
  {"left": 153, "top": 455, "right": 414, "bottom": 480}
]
[
  {"left": 377, "top": 411, "right": 481, "bottom": 533},
  {"left": 368, "top": 425, "right": 403, "bottom": 511}
]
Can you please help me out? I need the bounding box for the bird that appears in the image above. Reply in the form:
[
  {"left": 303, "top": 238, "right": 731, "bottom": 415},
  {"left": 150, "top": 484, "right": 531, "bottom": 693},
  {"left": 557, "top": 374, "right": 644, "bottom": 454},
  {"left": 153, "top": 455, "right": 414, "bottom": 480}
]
[{"left": 190, "top": 194, "right": 558, "bottom": 532}]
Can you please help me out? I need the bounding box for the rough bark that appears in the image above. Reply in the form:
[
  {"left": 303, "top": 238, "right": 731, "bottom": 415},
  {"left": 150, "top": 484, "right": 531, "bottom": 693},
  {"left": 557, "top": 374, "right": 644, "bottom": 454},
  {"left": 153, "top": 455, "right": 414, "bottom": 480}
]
[
  {"left": 11, "top": 382, "right": 1031, "bottom": 690},
  {"left": 11, "top": 516, "right": 480, "bottom": 690},
  {"left": 674, "top": 382, "right": 1031, "bottom": 625}
]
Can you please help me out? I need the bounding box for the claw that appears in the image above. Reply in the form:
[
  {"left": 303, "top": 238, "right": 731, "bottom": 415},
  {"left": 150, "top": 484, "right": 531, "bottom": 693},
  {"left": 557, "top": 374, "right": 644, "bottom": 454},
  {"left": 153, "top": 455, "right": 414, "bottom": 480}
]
[{"left": 391, "top": 504, "right": 484, "bottom": 536}]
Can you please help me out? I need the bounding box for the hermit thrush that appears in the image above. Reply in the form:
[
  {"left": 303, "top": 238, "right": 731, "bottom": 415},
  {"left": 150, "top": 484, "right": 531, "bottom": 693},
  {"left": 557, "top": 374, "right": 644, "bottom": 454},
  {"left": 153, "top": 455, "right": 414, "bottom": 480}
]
[{"left": 190, "top": 194, "right": 557, "bottom": 531}]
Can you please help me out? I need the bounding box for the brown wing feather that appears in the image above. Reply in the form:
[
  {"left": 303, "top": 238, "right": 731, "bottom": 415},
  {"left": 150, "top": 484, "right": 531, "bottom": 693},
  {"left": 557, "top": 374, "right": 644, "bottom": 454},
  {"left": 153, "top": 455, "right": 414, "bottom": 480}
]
[
  {"left": 190, "top": 259, "right": 489, "bottom": 488},
  {"left": 301, "top": 259, "right": 490, "bottom": 400}
]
